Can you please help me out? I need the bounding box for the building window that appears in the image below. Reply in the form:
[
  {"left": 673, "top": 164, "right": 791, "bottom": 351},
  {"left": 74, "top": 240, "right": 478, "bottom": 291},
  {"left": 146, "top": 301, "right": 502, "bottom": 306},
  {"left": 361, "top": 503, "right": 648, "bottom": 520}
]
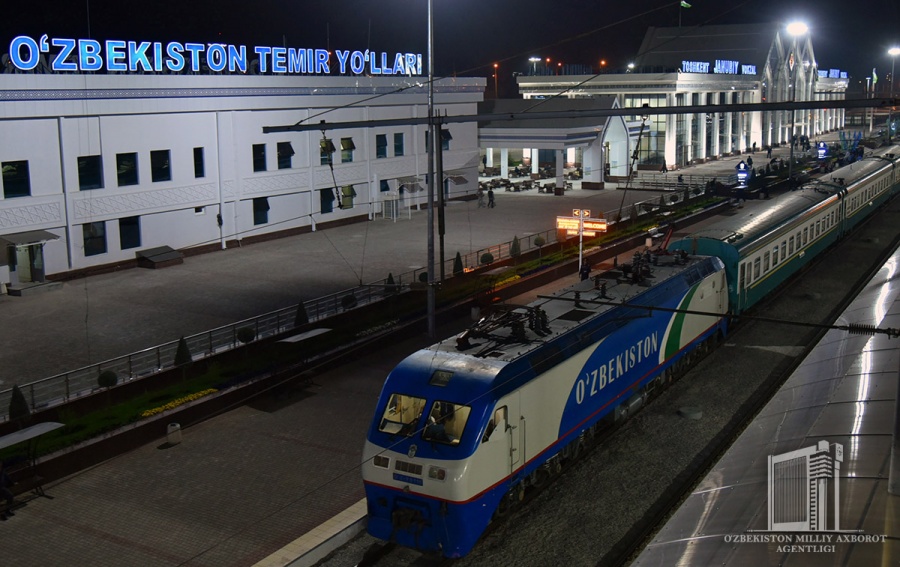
[
  {"left": 150, "top": 150, "right": 171, "bottom": 182},
  {"left": 340, "top": 138, "right": 355, "bottom": 162},
  {"left": 320, "top": 138, "right": 335, "bottom": 165},
  {"left": 194, "top": 207, "right": 205, "bottom": 215},
  {"left": 341, "top": 185, "right": 356, "bottom": 209},
  {"left": 380, "top": 180, "right": 390, "bottom": 192},
  {"left": 394, "top": 133, "right": 404, "bottom": 157},
  {"left": 277, "top": 141, "right": 294, "bottom": 169},
  {"left": 252, "top": 144, "right": 266, "bottom": 172},
  {"left": 194, "top": 147, "right": 205, "bottom": 178},
  {"left": 2, "top": 160, "right": 31, "bottom": 198},
  {"left": 624, "top": 93, "right": 666, "bottom": 166},
  {"left": 116, "top": 153, "right": 138, "bottom": 186},
  {"left": 320, "top": 189, "right": 335, "bottom": 214},
  {"left": 119, "top": 216, "right": 141, "bottom": 250},
  {"left": 441, "top": 129, "right": 452, "bottom": 151},
  {"left": 252, "top": 197, "right": 269, "bottom": 225},
  {"left": 83, "top": 221, "right": 107, "bottom": 256},
  {"left": 376, "top": 134, "right": 388, "bottom": 159},
  {"left": 78, "top": 155, "right": 103, "bottom": 190}
]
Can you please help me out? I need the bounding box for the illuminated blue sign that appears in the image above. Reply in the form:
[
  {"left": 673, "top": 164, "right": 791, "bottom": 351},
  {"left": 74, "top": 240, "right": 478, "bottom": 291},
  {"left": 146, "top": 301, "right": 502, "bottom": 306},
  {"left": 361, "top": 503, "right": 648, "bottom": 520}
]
[
  {"left": 682, "top": 60, "right": 709, "bottom": 73},
  {"left": 8, "top": 34, "right": 423, "bottom": 76},
  {"left": 817, "top": 141, "right": 828, "bottom": 159},
  {"left": 818, "top": 69, "right": 848, "bottom": 79},
  {"left": 682, "top": 59, "right": 756, "bottom": 75},
  {"left": 736, "top": 160, "right": 749, "bottom": 184}
]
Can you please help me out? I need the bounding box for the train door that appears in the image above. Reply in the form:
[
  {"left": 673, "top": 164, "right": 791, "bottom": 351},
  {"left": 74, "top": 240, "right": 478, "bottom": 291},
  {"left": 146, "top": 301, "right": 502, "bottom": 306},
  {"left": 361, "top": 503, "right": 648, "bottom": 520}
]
[
  {"left": 738, "top": 262, "right": 746, "bottom": 313},
  {"left": 505, "top": 393, "right": 522, "bottom": 476}
]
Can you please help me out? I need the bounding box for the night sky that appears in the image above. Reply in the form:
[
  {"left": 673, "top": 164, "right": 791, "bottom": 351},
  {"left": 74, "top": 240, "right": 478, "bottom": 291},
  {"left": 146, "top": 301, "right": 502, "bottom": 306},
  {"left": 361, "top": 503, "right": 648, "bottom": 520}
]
[{"left": 4, "top": 0, "right": 898, "bottom": 96}]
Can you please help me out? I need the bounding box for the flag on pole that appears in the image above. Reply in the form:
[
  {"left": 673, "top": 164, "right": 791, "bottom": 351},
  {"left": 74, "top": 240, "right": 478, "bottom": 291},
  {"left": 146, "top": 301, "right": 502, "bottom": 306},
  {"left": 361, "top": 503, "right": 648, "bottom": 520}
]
[
  {"left": 873, "top": 68, "right": 878, "bottom": 84},
  {"left": 680, "top": 1, "right": 692, "bottom": 7}
]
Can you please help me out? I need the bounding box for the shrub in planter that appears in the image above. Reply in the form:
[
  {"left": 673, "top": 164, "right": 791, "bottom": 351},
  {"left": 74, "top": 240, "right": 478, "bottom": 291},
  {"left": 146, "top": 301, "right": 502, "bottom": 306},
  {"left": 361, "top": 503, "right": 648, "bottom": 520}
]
[
  {"left": 295, "top": 301, "right": 309, "bottom": 327},
  {"left": 342, "top": 293, "right": 358, "bottom": 310},
  {"left": 453, "top": 253, "right": 464, "bottom": 276},
  {"left": 174, "top": 336, "right": 193, "bottom": 367},
  {"left": 236, "top": 326, "right": 256, "bottom": 344},
  {"left": 9, "top": 384, "right": 30, "bottom": 426},
  {"left": 98, "top": 370, "right": 118, "bottom": 389}
]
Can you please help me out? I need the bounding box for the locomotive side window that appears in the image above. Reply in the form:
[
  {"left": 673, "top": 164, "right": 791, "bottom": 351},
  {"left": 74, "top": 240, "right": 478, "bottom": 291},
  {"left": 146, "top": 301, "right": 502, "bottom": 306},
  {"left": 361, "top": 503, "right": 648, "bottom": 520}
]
[
  {"left": 753, "top": 257, "right": 761, "bottom": 279},
  {"left": 422, "top": 401, "right": 471, "bottom": 445},
  {"left": 789, "top": 236, "right": 794, "bottom": 255},
  {"left": 482, "top": 406, "right": 508, "bottom": 443},
  {"left": 379, "top": 393, "right": 426, "bottom": 436}
]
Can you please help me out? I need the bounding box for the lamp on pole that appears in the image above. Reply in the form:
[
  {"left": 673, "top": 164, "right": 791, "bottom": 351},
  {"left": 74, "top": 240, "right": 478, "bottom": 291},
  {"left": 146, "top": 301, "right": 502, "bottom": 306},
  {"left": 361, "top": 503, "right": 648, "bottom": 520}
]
[
  {"left": 888, "top": 47, "right": 900, "bottom": 144},
  {"left": 529, "top": 56, "right": 540, "bottom": 76},
  {"left": 786, "top": 21, "right": 808, "bottom": 190},
  {"left": 493, "top": 63, "right": 499, "bottom": 98}
]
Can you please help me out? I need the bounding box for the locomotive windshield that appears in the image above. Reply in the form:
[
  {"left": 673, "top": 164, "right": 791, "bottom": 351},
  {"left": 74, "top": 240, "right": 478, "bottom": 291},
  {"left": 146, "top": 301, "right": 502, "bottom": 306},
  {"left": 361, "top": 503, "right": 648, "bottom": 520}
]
[
  {"left": 421, "top": 400, "right": 471, "bottom": 445},
  {"left": 378, "top": 393, "right": 426, "bottom": 436}
]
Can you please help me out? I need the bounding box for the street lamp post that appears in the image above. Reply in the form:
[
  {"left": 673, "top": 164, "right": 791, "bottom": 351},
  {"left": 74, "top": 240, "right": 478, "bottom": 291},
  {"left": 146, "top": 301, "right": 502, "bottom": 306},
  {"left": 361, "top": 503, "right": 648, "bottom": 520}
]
[
  {"left": 888, "top": 47, "right": 900, "bottom": 144},
  {"left": 529, "top": 56, "right": 540, "bottom": 76},
  {"left": 786, "top": 21, "right": 808, "bottom": 190},
  {"left": 493, "top": 63, "right": 499, "bottom": 98},
  {"left": 426, "top": 0, "right": 436, "bottom": 338}
]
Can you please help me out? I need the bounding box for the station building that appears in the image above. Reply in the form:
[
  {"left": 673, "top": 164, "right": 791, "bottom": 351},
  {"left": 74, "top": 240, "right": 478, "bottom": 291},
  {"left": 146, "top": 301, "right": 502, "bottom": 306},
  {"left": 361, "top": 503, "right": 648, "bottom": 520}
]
[
  {"left": 507, "top": 23, "right": 849, "bottom": 178},
  {"left": 0, "top": 40, "right": 482, "bottom": 291}
]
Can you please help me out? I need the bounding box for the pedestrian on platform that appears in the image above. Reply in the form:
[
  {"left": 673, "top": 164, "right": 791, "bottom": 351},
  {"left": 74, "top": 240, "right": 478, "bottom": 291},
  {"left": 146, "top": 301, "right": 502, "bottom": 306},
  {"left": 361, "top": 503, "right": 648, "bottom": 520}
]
[
  {"left": 579, "top": 262, "right": 591, "bottom": 281},
  {"left": 766, "top": 145, "right": 772, "bottom": 159},
  {"left": 476, "top": 187, "right": 485, "bottom": 208},
  {"left": 487, "top": 188, "right": 495, "bottom": 208},
  {"left": 752, "top": 142, "right": 757, "bottom": 154}
]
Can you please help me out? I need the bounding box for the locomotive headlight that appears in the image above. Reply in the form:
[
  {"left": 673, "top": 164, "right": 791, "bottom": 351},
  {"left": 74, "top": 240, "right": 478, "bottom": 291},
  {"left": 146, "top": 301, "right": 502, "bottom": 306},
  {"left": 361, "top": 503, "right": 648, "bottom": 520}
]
[{"left": 428, "top": 465, "right": 447, "bottom": 481}]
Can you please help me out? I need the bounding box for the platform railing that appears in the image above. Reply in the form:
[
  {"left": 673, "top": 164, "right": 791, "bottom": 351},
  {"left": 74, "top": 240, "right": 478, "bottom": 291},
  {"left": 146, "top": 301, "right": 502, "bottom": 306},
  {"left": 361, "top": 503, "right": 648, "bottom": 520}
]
[{"left": 0, "top": 190, "right": 699, "bottom": 421}]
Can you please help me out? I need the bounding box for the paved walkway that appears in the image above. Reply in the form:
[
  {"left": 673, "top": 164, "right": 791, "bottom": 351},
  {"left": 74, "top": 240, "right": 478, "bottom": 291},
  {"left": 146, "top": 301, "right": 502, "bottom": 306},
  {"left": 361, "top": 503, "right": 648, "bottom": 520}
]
[{"left": 0, "top": 135, "right": 842, "bottom": 566}]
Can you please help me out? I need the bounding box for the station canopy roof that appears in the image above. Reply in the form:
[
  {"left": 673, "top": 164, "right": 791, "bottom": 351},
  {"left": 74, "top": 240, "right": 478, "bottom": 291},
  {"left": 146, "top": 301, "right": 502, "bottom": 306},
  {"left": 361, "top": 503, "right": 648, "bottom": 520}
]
[
  {"left": 0, "top": 229, "right": 60, "bottom": 247},
  {"left": 477, "top": 96, "right": 618, "bottom": 130}
]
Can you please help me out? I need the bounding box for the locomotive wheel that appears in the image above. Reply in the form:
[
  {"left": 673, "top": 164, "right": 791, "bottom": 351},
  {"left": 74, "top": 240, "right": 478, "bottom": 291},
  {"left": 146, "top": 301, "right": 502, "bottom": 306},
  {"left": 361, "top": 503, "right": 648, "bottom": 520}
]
[
  {"left": 533, "top": 467, "right": 551, "bottom": 488},
  {"left": 551, "top": 459, "right": 562, "bottom": 475}
]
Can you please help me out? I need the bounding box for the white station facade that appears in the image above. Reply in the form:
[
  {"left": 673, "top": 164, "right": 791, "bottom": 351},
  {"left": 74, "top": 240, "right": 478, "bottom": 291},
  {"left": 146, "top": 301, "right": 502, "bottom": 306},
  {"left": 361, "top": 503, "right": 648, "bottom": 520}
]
[
  {"left": 0, "top": 22, "right": 850, "bottom": 290},
  {"left": 0, "top": 35, "right": 482, "bottom": 290},
  {"left": 514, "top": 23, "right": 848, "bottom": 174}
]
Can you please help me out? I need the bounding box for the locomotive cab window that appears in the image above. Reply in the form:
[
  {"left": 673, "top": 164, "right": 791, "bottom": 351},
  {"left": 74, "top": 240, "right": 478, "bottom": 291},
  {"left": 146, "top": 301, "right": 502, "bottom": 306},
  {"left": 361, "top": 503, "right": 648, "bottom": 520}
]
[
  {"left": 379, "top": 393, "right": 426, "bottom": 436},
  {"left": 422, "top": 401, "right": 471, "bottom": 445}
]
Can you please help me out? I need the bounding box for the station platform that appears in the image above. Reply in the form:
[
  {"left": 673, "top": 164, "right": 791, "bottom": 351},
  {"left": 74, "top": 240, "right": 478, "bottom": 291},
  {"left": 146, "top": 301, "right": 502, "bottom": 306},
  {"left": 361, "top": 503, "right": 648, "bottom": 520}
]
[
  {"left": 634, "top": 244, "right": 900, "bottom": 566},
  {"left": 0, "top": 133, "right": 852, "bottom": 566}
]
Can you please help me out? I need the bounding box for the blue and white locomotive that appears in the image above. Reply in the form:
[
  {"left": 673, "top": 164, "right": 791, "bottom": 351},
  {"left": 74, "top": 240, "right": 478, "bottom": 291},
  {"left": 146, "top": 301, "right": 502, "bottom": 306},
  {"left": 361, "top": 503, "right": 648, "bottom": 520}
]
[
  {"left": 362, "top": 252, "right": 729, "bottom": 557},
  {"left": 361, "top": 145, "right": 899, "bottom": 558}
]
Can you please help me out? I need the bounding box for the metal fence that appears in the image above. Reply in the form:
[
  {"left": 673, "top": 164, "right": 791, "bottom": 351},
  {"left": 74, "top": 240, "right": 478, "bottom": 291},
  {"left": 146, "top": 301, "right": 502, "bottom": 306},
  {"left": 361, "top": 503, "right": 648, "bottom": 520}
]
[{"left": 0, "top": 190, "right": 696, "bottom": 421}]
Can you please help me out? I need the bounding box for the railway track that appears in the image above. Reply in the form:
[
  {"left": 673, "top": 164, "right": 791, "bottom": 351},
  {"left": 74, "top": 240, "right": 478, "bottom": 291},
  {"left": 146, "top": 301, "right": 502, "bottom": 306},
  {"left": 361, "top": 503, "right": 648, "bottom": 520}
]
[{"left": 314, "top": 192, "right": 900, "bottom": 567}]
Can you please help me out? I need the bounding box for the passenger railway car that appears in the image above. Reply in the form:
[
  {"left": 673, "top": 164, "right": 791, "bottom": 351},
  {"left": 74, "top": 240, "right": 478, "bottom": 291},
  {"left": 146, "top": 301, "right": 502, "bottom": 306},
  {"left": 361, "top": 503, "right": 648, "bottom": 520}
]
[
  {"left": 362, "top": 252, "right": 728, "bottom": 557},
  {"left": 669, "top": 146, "right": 899, "bottom": 313}
]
